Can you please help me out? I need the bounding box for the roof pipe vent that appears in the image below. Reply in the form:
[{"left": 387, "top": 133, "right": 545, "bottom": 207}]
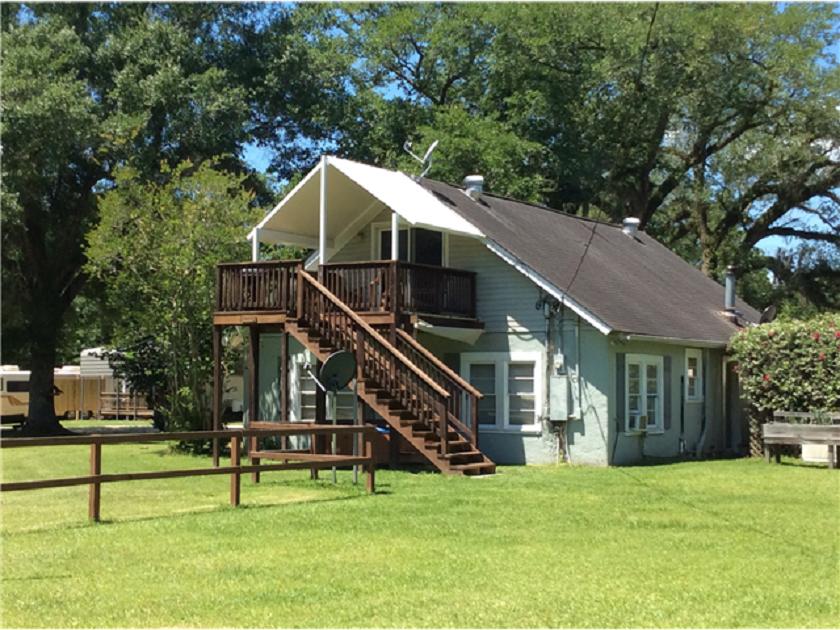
[
  {"left": 621, "top": 217, "right": 641, "bottom": 237},
  {"left": 463, "top": 175, "right": 484, "bottom": 200},
  {"left": 724, "top": 265, "right": 736, "bottom": 312}
]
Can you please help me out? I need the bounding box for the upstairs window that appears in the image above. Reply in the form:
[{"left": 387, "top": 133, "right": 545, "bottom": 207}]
[
  {"left": 685, "top": 348, "right": 703, "bottom": 402},
  {"left": 375, "top": 225, "right": 445, "bottom": 267}
]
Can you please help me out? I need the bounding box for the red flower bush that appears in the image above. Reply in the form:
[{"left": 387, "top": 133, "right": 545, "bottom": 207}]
[{"left": 730, "top": 314, "right": 840, "bottom": 414}]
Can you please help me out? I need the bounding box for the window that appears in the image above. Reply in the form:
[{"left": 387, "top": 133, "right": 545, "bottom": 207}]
[
  {"left": 6, "top": 380, "right": 29, "bottom": 393},
  {"left": 462, "top": 353, "right": 542, "bottom": 431},
  {"left": 685, "top": 349, "right": 703, "bottom": 402},
  {"left": 625, "top": 354, "right": 663, "bottom": 434},
  {"left": 374, "top": 225, "right": 446, "bottom": 266},
  {"left": 508, "top": 363, "right": 536, "bottom": 426},
  {"left": 379, "top": 229, "right": 409, "bottom": 262},
  {"left": 469, "top": 364, "right": 496, "bottom": 426}
]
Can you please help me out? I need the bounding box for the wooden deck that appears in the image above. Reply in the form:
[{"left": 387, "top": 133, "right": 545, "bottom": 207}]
[{"left": 214, "top": 260, "right": 478, "bottom": 325}]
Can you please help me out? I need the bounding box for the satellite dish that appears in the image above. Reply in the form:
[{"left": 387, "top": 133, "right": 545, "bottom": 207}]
[
  {"left": 403, "top": 139, "right": 439, "bottom": 179},
  {"left": 318, "top": 350, "right": 357, "bottom": 392},
  {"left": 759, "top": 305, "right": 778, "bottom": 324}
]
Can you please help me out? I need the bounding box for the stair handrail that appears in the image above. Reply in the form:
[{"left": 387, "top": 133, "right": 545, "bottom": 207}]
[
  {"left": 394, "top": 329, "right": 483, "bottom": 399},
  {"left": 297, "top": 272, "right": 450, "bottom": 399}
]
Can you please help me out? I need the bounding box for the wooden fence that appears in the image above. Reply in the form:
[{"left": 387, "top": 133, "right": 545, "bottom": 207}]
[{"left": 0, "top": 425, "right": 376, "bottom": 522}]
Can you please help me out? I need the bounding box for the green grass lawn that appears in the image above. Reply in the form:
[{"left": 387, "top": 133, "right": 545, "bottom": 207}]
[{"left": 1, "top": 444, "right": 837, "bottom": 628}]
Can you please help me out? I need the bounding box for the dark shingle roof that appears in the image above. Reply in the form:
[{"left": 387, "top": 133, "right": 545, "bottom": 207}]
[{"left": 419, "top": 178, "right": 760, "bottom": 345}]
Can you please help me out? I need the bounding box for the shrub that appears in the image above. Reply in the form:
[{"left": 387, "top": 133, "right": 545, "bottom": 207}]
[{"left": 729, "top": 313, "right": 840, "bottom": 417}]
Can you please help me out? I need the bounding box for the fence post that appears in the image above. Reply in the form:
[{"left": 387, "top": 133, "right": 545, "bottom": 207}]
[
  {"left": 230, "top": 435, "right": 241, "bottom": 507},
  {"left": 364, "top": 428, "right": 375, "bottom": 494},
  {"left": 89, "top": 442, "right": 101, "bottom": 522}
]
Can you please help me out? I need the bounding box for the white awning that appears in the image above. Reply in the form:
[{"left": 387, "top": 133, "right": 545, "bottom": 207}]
[
  {"left": 415, "top": 319, "right": 483, "bottom": 345},
  {"left": 247, "top": 156, "right": 483, "bottom": 251}
]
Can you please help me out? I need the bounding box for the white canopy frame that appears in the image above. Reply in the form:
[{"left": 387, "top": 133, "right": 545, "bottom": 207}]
[{"left": 247, "top": 156, "right": 483, "bottom": 263}]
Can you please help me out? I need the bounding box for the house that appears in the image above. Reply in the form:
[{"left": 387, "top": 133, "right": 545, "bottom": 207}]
[{"left": 211, "top": 156, "right": 759, "bottom": 473}]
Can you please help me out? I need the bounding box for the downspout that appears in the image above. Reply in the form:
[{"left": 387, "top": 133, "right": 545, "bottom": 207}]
[
  {"left": 679, "top": 375, "right": 686, "bottom": 455},
  {"left": 695, "top": 348, "right": 709, "bottom": 456},
  {"left": 576, "top": 314, "right": 583, "bottom": 420}
]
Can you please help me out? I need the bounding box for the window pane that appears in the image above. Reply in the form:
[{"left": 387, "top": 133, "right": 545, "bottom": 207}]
[
  {"left": 413, "top": 228, "right": 443, "bottom": 266},
  {"left": 470, "top": 364, "right": 496, "bottom": 425},
  {"left": 379, "top": 229, "right": 409, "bottom": 262},
  {"left": 470, "top": 364, "right": 496, "bottom": 394},
  {"left": 477, "top": 396, "right": 496, "bottom": 424},
  {"left": 508, "top": 363, "right": 535, "bottom": 426},
  {"left": 647, "top": 396, "right": 658, "bottom": 426},
  {"left": 628, "top": 363, "right": 640, "bottom": 379},
  {"left": 509, "top": 400, "right": 535, "bottom": 425},
  {"left": 6, "top": 381, "right": 28, "bottom": 393},
  {"left": 628, "top": 377, "right": 640, "bottom": 395}
]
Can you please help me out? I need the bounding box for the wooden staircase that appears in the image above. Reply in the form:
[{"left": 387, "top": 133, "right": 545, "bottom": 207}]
[{"left": 286, "top": 271, "right": 495, "bottom": 476}]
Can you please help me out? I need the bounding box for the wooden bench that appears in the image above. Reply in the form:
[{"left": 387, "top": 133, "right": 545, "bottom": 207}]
[{"left": 763, "top": 411, "right": 840, "bottom": 469}]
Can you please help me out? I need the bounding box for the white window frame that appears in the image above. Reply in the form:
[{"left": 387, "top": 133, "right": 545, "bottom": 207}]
[
  {"left": 684, "top": 348, "right": 704, "bottom": 403},
  {"left": 461, "top": 351, "right": 543, "bottom": 433},
  {"left": 625, "top": 353, "right": 664, "bottom": 435},
  {"left": 371, "top": 221, "right": 449, "bottom": 266}
]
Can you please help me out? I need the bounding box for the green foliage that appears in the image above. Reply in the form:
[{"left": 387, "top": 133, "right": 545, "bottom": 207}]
[
  {"left": 86, "top": 160, "right": 259, "bottom": 433},
  {"left": 729, "top": 314, "right": 840, "bottom": 415}
]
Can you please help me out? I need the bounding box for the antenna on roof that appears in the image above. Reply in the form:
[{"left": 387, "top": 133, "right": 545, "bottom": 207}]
[{"left": 403, "top": 139, "right": 439, "bottom": 179}]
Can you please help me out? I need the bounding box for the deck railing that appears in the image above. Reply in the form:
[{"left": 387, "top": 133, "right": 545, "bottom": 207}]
[
  {"left": 216, "top": 261, "right": 301, "bottom": 312},
  {"left": 321, "top": 261, "right": 477, "bottom": 319}
]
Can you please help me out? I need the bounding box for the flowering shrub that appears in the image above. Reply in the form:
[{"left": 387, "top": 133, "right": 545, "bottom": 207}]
[{"left": 729, "top": 314, "right": 840, "bottom": 416}]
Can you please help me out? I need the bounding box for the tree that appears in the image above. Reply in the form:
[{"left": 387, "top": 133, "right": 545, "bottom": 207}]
[
  {"left": 0, "top": 4, "right": 308, "bottom": 433},
  {"left": 306, "top": 3, "right": 839, "bottom": 308},
  {"left": 85, "top": 160, "right": 258, "bottom": 432}
]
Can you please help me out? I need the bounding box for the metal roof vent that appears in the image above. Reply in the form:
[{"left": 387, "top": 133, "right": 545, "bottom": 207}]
[
  {"left": 463, "top": 175, "right": 484, "bottom": 200},
  {"left": 622, "top": 217, "right": 641, "bottom": 237},
  {"left": 724, "top": 265, "right": 736, "bottom": 313}
]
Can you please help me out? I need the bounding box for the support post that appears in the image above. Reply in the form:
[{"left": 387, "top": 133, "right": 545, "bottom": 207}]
[
  {"left": 389, "top": 425, "right": 399, "bottom": 469},
  {"left": 390, "top": 211, "right": 399, "bottom": 261},
  {"left": 230, "top": 435, "right": 241, "bottom": 507},
  {"left": 311, "top": 358, "right": 325, "bottom": 480},
  {"left": 319, "top": 156, "right": 328, "bottom": 277},
  {"left": 248, "top": 325, "right": 260, "bottom": 483},
  {"left": 88, "top": 442, "right": 101, "bottom": 522},
  {"left": 365, "top": 429, "right": 375, "bottom": 494},
  {"left": 471, "top": 393, "right": 479, "bottom": 449},
  {"left": 280, "top": 330, "right": 289, "bottom": 452},
  {"left": 764, "top": 445, "right": 772, "bottom": 463},
  {"left": 438, "top": 400, "right": 448, "bottom": 457},
  {"left": 212, "top": 325, "right": 222, "bottom": 467},
  {"left": 251, "top": 228, "right": 260, "bottom": 262}
]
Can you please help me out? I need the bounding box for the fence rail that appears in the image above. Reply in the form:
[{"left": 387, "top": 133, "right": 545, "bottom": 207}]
[{"left": 0, "top": 426, "right": 377, "bottom": 521}]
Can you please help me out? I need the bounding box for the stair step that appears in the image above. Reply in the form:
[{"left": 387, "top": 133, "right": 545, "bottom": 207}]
[
  {"left": 443, "top": 450, "right": 485, "bottom": 463},
  {"left": 451, "top": 461, "right": 495, "bottom": 474}
]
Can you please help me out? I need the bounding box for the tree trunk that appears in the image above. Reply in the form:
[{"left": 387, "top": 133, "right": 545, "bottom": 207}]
[{"left": 22, "top": 343, "right": 66, "bottom": 435}]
